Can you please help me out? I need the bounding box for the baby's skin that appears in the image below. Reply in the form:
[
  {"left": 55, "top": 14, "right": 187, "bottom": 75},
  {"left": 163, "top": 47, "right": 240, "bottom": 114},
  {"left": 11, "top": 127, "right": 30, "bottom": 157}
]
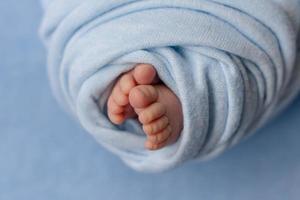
[{"left": 107, "top": 64, "right": 183, "bottom": 150}]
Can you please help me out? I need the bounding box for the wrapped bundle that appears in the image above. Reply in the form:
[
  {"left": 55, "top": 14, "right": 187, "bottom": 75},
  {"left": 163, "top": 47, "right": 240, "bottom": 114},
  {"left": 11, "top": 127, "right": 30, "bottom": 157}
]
[{"left": 40, "top": 0, "right": 300, "bottom": 172}]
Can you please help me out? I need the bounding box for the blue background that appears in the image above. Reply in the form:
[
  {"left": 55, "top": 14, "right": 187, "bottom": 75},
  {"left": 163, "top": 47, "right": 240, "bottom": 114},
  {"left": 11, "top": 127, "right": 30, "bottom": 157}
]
[{"left": 0, "top": 1, "right": 300, "bottom": 199}]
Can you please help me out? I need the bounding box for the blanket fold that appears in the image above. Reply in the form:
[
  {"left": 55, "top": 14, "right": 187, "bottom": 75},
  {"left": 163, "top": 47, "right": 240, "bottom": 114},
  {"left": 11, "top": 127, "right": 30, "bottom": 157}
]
[{"left": 40, "top": 0, "right": 300, "bottom": 172}]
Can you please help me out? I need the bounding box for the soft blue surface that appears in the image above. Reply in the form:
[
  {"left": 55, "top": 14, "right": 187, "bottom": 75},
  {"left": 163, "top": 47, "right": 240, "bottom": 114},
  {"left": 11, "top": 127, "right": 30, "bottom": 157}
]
[{"left": 0, "top": 1, "right": 300, "bottom": 199}]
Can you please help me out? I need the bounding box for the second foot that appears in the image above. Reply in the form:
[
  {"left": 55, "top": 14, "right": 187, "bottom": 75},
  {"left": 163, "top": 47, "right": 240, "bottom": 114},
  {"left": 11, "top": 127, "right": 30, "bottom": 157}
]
[{"left": 129, "top": 84, "right": 183, "bottom": 150}]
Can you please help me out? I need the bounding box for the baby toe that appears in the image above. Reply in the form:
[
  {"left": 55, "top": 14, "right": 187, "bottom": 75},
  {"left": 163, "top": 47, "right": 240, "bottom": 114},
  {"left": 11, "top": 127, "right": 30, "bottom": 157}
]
[
  {"left": 112, "top": 82, "right": 129, "bottom": 106},
  {"left": 147, "top": 125, "right": 172, "bottom": 144},
  {"left": 107, "top": 96, "right": 123, "bottom": 114},
  {"left": 108, "top": 111, "right": 125, "bottom": 125},
  {"left": 143, "top": 115, "right": 169, "bottom": 135},
  {"left": 119, "top": 72, "right": 136, "bottom": 95},
  {"left": 107, "top": 95, "right": 125, "bottom": 124},
  {"left": 145, "top": 138, "right": 169, "bottom": 151},
  {"left": 138, "top": 102, "right": 166, "bottom": 124}
]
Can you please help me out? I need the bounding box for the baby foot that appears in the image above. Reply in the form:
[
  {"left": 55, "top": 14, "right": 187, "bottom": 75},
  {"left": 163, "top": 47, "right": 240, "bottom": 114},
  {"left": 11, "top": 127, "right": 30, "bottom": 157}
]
[
  {"left": 107, "top": 64, "right": 160, "bottom": 124},
  {"left": 129, "top": 84, "right": 183, "bottom": 150}
]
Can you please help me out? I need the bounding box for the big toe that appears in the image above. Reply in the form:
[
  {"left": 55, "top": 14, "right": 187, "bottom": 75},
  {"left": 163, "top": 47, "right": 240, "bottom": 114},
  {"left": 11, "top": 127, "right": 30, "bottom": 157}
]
[
  {"left": 129, "top": 85, "right": 158, "bottom": 109},
  {"left": 133, "top": 64, "right": 160, "bottom": 85}
]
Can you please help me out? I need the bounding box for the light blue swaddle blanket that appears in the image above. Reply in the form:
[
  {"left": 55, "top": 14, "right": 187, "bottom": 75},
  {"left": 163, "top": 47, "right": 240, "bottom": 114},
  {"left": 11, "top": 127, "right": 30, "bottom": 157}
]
[{"left": 40, "top": 0, "right": 300, "bottom": 172}]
